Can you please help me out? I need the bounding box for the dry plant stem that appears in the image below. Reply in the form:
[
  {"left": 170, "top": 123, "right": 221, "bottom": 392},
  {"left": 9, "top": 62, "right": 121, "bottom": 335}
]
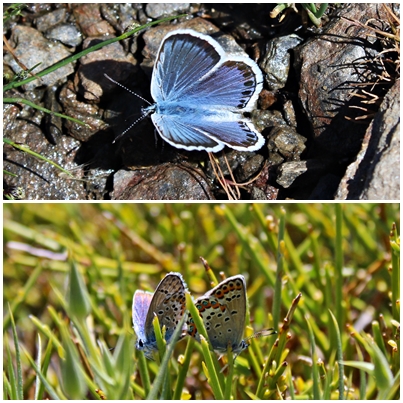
[
  {"left": 207, "top": 152, "right": 239, "bottom": 200},
  {"left": 207, "top": 151, "right": 267, "bottom": 200},
  {"left": 225, "top": 161, "right": 268, "bottom": 187},
  {"left": 3, "top": 34, "right": 42, "bottom": 81}
]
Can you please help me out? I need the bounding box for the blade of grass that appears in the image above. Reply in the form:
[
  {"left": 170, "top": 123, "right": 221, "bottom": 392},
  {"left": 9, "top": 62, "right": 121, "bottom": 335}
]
[
  {"left": 306, "top": 316, "right": 320, "bottom": 399},
  {"left": 3, "top": 4, "right": 26, "bottom": 24},
  {"left": 4, "top": 169, "right": 18, "bottom": 177},
  {"left": 356, "top": 343, "right": 367, "bottom": 399},
  {"left": 385, "top": 373, "right": 400, "bottom": 399},
  {"left": 363, "top": 333, "right": 394, "bottom": 398},
  {"left": 329, "top": 309, "right": 344, "bottom": 399},
  {"left": 5, "top": 335, "right": 17, "bottom": 399},
  {"left": 153, "top": 314, "right": 167, "bottom": 361},
  {"left": 34, "top": 334, "right": 42, "bottom": 400},
  {"left": 3, "top": 14, "right": 188, "bottom": 92},
  {"left": 172, "top": 336, "right": 195, "bottom": 400},
  {"left": 389, "top": 223, "right": 400, "bottom": 320},
  {"left": 219, "top": 204, "right": 274, "bottom": 286},
  {"left": 146, "top": 311, "right": 187, "bottom": 399},
  {"left": 251, "top": 204, "right": 278, "bottom": 254},
  {"left": 273, "top": 207, "right": 285, "bottom": 328},
  {"left": 3, "top": 263, "right": 44, "bottom": 331},
  {"left": 112, "top": 334, "right": 135, "bottom": 399},
  {"left": 257, "top": 293, "right": 297, "bottom": 398},
  {"left": 37, "top": 339, "right": 55, "bottom": 399},
  {"left": 3, "top": 138, "right": 74, "bottom": 178},
  {"left": 135, "top": 349, "right": 150, "bottom": 397},
  {"left": 8, "top": 304, "right": 24, "bottom": 399},
  {"left": 59, "top": 325, "right": 87, "bottom": 399},
  {"left": 372, "top": 320, "right": 388, "bottom": 357},
  {"left": 334, "top": 205, "right": 344, "bottom": 330},
  {"left": 33, "top": 308, "right": 65, "bottom": 356},
  {"left": 223, "top": 344, "right": 234, "bottom": 399},
  {"left": 287, "top": 365, "right": 296, "bottom": 400},
  {"left": 22, "top": 346, "right": 62, "bottom": 400},
  {"left": 320, "top": 354, "right": 331, "bottom": 400},
  {"left": 3, "top": 97, "right": 90, "bottom": 127},
  {"left": 199, "top": 336, "right": 224, "bottom": 399},
  {"left": 153, "top": 314, "right": 172, "bottom": 400}
]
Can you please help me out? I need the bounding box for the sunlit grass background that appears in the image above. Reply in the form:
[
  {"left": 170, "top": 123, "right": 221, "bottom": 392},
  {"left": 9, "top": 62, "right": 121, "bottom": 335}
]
[{"left": 3, "top": 203, "right": 400, "bottom": 399}]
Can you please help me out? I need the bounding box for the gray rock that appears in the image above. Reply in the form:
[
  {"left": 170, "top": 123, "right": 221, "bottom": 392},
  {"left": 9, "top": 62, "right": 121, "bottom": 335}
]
[
  {"left": 294, "top": 3, "right": 393, "bottom": 160},
  {"left": 260, "top": 34, "right": 303, "bottom": 91},
  {"left": 3, "top": 116, "right": 86, "bottom": 200},
  {"left": 335, "top": 79, "right": 400, "bottom": 200},
  {"left": 268, "top": 126, "right": 306, "bottom": 162},
  {"left": 46, "top": 24, "right": 82, "bottom": 47},
  {"left": 35, "top": 8, "right": 67, "bottom": 32},
  {"left": 276, "top": 161, "right": 308, "bottom": 188},
  {"left": 112, "top": 164, "right": 215, "bottom": 200},
  {"left": 76, "top": 36, "right": 137, "bottom": 102},
  {"left": 4, "top": 25, "right": 74, "bottom": 90},
  {"left": 145, "top": 3, "right": 190, "bottom": 19},
  {"left": 250, "top": 187, "right": 267, "bottom": 200}
]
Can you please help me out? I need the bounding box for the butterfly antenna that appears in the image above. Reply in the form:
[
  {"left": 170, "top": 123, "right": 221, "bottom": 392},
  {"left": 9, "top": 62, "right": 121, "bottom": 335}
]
[
  {"left": 104, "top": 73, "right": 151, "bottom": 105},
  {"left": 112, "top": 110, "right": 153, "bottom": 143},
  {"left": 220, "top": 328, "right": 277, "bottom": 372},
  {"left": 104, "top": 74, "right": 154, "bottom": 143},
  {"left": 244, "top": 328, "right": 277, "bottom": 344}
]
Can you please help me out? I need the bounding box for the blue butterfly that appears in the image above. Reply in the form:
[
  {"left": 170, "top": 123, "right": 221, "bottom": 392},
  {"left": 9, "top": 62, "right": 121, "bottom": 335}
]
[{"left": 143, "top": 29, "right": 265, "bottom": 153}]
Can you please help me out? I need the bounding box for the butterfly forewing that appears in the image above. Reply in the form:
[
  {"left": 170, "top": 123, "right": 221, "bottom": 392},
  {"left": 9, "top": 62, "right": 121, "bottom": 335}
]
[
  {"left": 152, "top": 30, "right": 223, "bottom": 103},
  {"left": 132, "top": 290, "right": 153, "bottom": 343}
]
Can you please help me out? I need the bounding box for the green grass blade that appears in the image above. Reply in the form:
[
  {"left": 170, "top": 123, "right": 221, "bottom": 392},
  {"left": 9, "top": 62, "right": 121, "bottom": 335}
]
[
  {"left": 135, "top": 349, "right": 150, "bottom": 397},
  {"left": 3, "top": 138, "right": 74, "bottom": 178},
  {"left": 3, "top": 14, "right": 188, "bottom": 92},
  {"left": 200, "top": 336, "right": 224, "bottom": 399},
  {"left": 8, "top": 305, "right": 24, "bottom": 399},
  {"left": 3, "top": 97, "right": 89, "bottom": 127},
  {"left": 186, "top": 291, "right": 225, "bottom": 397},
  {"left": 390, "top": 223, "right": 400, "bottom": 320},
  {"left": 34, "top": 334, "right": 42, "bottom": 400},
  {"left": 3, "top": 264, "right": 44, "bottom": 331},
  {"left": 146, "top": 311, "right": 187, "bottom": 399},
  {"left": 223, "top": 345, "right": 234, "bottom": 399},
  {"left": 173, "top": 337, "right": 194, "bottom": 400},
  {"left": 306, "top": 316, "right": 320, "bottom": 399},
  {"left": 334, "top": 204, "right": 344, "bottom": 331},
  {"left": 36, "top": 338, "right": 54, "bottom": 399},
  {"left": 329, "top": 309, "right": 344, "bottom": 399},
  {"left": 22, "top": 346, "right": 61, "bottom": 399},
  {"left": 5, "top": 336, "right": 17, "bottom": 399},
  {"left": 273, "top": 206, "right": 286, "bottom": 328}
]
